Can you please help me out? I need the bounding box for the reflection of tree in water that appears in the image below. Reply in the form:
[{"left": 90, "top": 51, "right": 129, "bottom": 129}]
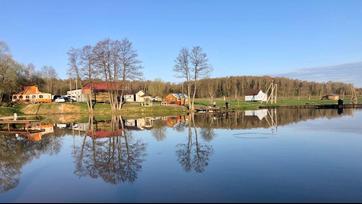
[
  {"left": 199, "top": 114, "right": 216, "bottom": 142},
  {"left": 151, "top": 119, "right": 167, "bottom": 141},
  {"left": 176, "top": 115, "right": 214, "bottom": 173},
  {"left": 0, "top": 134, "right": 61, "bottom": 193},
  {"left": 193, "top": 108, "right": 354, "bottom": 130},
  {"left": 73, "top": 116, "right": 147, "bottom": 184}
]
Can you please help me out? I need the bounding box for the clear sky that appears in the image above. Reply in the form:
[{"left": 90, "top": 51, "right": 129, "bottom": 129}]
[{"left": 1, "top": 0, "right": 362, "bottom": 82}]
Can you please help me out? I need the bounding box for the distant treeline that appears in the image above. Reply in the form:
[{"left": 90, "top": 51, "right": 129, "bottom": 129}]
[{"left": 127, "top": 76, "right": 362, "bottom": 99}]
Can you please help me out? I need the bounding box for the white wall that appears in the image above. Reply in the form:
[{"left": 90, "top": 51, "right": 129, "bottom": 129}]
[
  {"left": 245, "top": 91, "right": 267, "bottom": 102},
  {"left": 67, "top": 89, "right": 87, "bottom": 102}
]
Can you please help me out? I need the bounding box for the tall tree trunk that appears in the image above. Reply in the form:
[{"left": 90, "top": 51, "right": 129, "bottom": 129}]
[
  {"left": 192, "top": 80, "right": 197, "bottom": 111},
  {"left": 187, "top": 81, "right": 191, "bottom": 109}
]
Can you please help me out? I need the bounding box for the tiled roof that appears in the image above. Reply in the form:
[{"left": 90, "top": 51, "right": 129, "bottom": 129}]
[
  {"left": 15, "top": 85, "right": 49, "bottom": 95},
  {"left": 82, "top": 82, "right": 124, "bottom": 91},
  {"left": 171, "top": 93, "right": 188, "bottom": 99}
]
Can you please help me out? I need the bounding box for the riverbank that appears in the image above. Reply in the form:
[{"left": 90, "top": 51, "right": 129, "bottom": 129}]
[
  {"left": 0, "top": 96, "right": 361, "bottom": 117},
  {"left": 194, "top": 97, "right": 362, "bottom": 110},
  {"left": 17, "top": 103, "right": 188, "bottom": 117}
]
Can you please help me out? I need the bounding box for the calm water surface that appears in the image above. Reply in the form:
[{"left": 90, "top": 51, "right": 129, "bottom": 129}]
[{"left": 1, "top": 108, "right": 362, "bottom": 202}]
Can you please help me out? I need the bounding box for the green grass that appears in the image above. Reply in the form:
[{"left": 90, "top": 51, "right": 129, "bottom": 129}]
[
  {"left": 2, "top": 96, "right": 361, "bottom": 117},
  {"left": 0, "top": 106, "right": 23, "bottom": 116},
  {"left": 17, "top": 102, "right": 187, "bottom": 117},
  {"left": 195, "top": 96, "right": 362, "bottom": 110}
]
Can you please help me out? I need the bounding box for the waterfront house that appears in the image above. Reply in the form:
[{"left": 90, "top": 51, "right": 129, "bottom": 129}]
[
  {"left": 82, "top": 82, "right": 152, "bottom": 104},
  {"left": 82, "top": 82, "right": 125, "bottom": 103},
  {"left": 124, "top": 90, "right": 146, "bottom": 102},
  {"left": 12, "top": 85, "right": 52, "bottom": 103},
  {"left": 165, "top": 93, "right": 188, "bottom": 105},
  {"left": 67, "top": 89, "right": 87, "bottom": 102},
  {"left": 244, "top": 90, "right": 268, "bottom": 102}
]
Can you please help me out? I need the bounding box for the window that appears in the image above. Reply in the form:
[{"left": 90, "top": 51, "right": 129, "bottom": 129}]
[
  {"left": 19, "top": 96, "right": 23, "bottom": 99},
  {"left": 39, "top": 95, "right": 43, "bottom": 98},
  {"left": 26, "top": 96, "right": 29, "bottom": 99},
  {"left": 32, "top": 95, "right": 36, "bottom": 98},
  {"left": 13, "top": 96, "right": 17, "bottom": 99}
]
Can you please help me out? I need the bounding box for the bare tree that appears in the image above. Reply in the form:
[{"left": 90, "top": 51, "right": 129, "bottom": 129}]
[
  {"left": 24, "top": 63, "right": 36, "bottom": 79},
  {"left": 67, "top": 38, "right": 143, "bottom": 113},
  {"left": 0, "top": 43, "right": 19, "bottom": 103},
  {"left": 174, "top": 48, "right": 192, "bottom": 108},
  {"left": 79, "top": 45, "right": 97, "bottom": 112},
  {"left": 190, "top": 46, "right": 212, "bottom": 110},
  {"left": 41, "top": 66, "right": 58, "bottom": 93},
  {"left": 148, "top": 78, "right": 166, "bottom": 97},
  {"left": 93, "top": 39, "right": 117, "bottom": 111},
  {"left": 67, "top": 48, "right": 81, "bottom": 90},
  {"left": 117, "top": 38, "right": 143, "bottom": 109}
]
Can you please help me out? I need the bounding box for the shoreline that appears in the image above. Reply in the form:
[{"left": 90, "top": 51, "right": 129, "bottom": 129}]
[{"left": 0, "top": 102, "right": 361, "bottom": 117}]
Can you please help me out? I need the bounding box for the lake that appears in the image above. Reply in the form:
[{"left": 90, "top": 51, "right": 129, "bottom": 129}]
[{"left": 1, "top": 108, "right": 362, "bottom": 202}]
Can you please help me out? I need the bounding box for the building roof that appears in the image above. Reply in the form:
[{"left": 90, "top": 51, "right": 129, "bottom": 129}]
[
  {"left": 169, "top": 93, "right": 188, "bottom": 99},
  {"left": 14, "top": 85, "right": 49, "bottom": 95},
  {"left": 81, "top": 82, "right": 146, "bottom": 95},
  {"left": 82, "top": 82, "right": 125, "bottom": 92},
  {"left": 244, "top": 89, "right": 262, "bottom": 96}
]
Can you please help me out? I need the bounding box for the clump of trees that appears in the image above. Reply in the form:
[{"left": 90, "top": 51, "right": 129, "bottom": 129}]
[
  {"left": 67, "top": 38, "right": 143, "bottom": 112},
  {"left": 174, "top": 46, "right": 212, "bottom": 110},
  {"left": 0, "top": 41, "right": 67, "bottom": 105},
  {"left": 194, "top": 76, "right": 359, "bottom": 99}
]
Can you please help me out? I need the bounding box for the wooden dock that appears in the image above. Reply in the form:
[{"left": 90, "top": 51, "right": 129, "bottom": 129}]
[
  {"left": 0, "top": 119, "right": 41, "bottom": 131},
  {"left": 195, "top": 106, "right": 221, "bottom": 113}
]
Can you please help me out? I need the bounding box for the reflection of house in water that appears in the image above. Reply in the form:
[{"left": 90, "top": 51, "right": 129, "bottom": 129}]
[
  {"left": 164, "top": 116, "right": 187, "bottom": 128},
  {"left": 87, "top": 129, "right": 124, "bottom": 138},
  {"left": 71, "top": 117, "right": 157, "bottom": 139},
  {"left": 244, "top": 109, "right": 268, "bottom": 120},
  {"left": 19, "top": 123, "right": 54, "bottom": 142},
  {"left": 124, "top": 117, "right": 155, "bottom": 130},
  {"left": 72, "top": 123, "right": 89, "bottom": 132}
]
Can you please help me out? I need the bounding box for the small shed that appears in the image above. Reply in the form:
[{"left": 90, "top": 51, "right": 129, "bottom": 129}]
[
  {"left": 165, "top": 93, "right": 188, "bottom": 105},
  {"left": 124, "top": 90, "right": 146, "bottom": 102},
  {"left": 244, "top": 90, "right": 268, "bottom": 102},
  {"left": 67, "top": 89, "right": 87, "bottom": 102}
]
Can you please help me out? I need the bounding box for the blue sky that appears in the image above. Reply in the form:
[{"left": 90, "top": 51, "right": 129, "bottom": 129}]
[{"left": 1, "top": 0, "right": 362, "bottom": 83}]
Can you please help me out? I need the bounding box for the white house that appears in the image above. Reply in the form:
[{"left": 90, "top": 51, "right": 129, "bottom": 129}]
[
  {"left": 245, "top": 90, "right": 268, "bottom": 102},
  {"left": 124, "top": 90, "right": 146, "bottom": 102},
  {"left": 67, "top": 89, "right": 87, "bottom": 102}
]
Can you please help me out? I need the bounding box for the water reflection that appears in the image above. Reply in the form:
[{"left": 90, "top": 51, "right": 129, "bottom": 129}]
[
  {"left": 0, "top": 108, "right": 357, "bottom": 195},
  {"left": 176, "top": 114, "right": 214, "bottom": 173},
  {"left": 72, "top": 116, "right": 147, "bottom": 184},
  {"left": 0, "top": 132, "right": 61, "bottom": 193}
]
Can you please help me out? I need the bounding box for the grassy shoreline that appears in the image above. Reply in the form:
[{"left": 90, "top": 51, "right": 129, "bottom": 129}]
[
  {"left": 0, "top": 97, "right": 361, "bottom": 117},
  {"left": 194, "top": 96, "right": 362, "bottom": 110},
  {"left": 16, "top": 103, "right": 188, "bottom": 117}
]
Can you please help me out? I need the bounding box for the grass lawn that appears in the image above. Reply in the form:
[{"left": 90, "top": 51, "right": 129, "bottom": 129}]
[
  {"left": 1, "top": 96, "right": 361, "bottom": 117},
  {"left": 0, "top": 106, "right": 23, "bottom": 116},
  {"left": 194, "top": 96, "right": 362, "bottom": 110},
  {"left": 17, "top": 102, "right": 187, "bottom": 116}
]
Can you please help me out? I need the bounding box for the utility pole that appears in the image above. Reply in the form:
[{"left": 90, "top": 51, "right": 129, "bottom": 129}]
[
  {"left": 266, "top": 82, "right": 278, "bottom": 104},
  {"left": 351, "top": 87, "right": 358, "bottom": 105}
]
